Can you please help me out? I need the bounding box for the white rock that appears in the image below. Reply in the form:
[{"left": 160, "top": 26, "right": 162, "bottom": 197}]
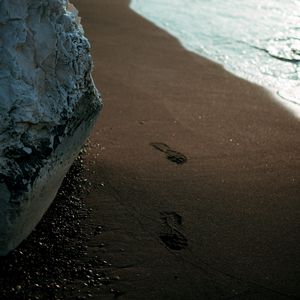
[{"left": 0, "top": 0, "right": 102, "bottom": 255}]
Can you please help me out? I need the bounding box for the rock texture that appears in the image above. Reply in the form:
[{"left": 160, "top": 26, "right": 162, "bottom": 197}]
[{"left": 0, "top": 0, "right": 102, "bottom": 255}]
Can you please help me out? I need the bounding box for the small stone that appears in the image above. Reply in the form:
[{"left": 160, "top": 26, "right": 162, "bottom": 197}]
[{"left": 113, "top": 276, "right": 121, "bottom": 281}]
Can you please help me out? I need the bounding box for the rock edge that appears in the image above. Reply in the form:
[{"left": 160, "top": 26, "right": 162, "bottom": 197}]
[{"left": 0, "top": 0, "right": 102, "bottom": 255}]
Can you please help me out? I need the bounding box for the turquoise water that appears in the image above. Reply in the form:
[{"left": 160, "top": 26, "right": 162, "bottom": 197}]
[{"left": 130, "top": 0, "right": 300, "bottom": 116}]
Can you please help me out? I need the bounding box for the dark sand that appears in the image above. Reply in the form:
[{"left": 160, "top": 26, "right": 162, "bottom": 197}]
[
  {"left": 1, "top": 0, "right": 299, "bottom": 299},
  {"left": 72, "top": 0, "right": 300, "bottom": 299},
  {"left": 68, "top": 0, "right": 300, "bottom": 298}
]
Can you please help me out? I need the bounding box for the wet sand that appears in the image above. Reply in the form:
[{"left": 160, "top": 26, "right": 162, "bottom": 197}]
[
  {"left": 1, "top": 0, "right": 299, "bottom": 299},
  {"left": 72, "top": 0, "right": 300, "bottom": 299}
]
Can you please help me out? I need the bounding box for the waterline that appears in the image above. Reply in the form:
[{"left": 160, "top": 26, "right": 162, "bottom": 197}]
[{"left": 130, "top": 0, "right": 300, "bottom": 118}]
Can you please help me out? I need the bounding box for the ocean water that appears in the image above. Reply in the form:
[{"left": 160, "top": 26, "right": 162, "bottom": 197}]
[{"left": 130, "top": 0, "right": 300, "bottom": 117}]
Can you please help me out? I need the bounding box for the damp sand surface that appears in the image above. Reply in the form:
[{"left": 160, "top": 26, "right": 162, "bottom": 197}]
[{"left": 1, "top": 0, "right": 299, "bottom": 299}]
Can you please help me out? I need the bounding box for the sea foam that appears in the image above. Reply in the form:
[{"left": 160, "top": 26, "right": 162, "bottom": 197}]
[{"left": 130, "top": 0, "right": 300, "bottom": 117}]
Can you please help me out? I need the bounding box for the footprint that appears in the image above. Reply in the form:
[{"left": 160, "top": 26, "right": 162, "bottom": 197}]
[
  {"left": 150, "top": 142, "right": 187, "bottom": 164},
  {"left": 160, "top": 211, "right": 182, "bottom": 226},
  {"left": 159, "top": 233, "right": 188, "bottom": 251},
  {"left": 159, "top": 211, "right": 188, "bottom": 250}
]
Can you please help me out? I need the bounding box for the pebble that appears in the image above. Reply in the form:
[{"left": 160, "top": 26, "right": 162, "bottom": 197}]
[{"left": 0, "top": 153, "right": 112, "bottom": 299}]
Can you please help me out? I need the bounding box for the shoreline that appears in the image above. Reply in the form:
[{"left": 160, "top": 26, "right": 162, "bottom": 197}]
[
  {"left": 0, "top": 0, "right": 298, "bottom": 299},
  {"left": 129, "top": 1, "right": 300, "bottom": 119}
]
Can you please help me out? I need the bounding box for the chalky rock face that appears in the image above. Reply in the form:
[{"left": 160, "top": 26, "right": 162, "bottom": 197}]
[{"left": 0, "top": 0, "right": 102, "bottom": 255}]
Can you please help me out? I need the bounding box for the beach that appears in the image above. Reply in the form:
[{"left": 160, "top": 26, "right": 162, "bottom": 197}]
[
  {"left": 74, "top": 0, "right": 300, "bottom": 298},
  {"left": 0, "top": 0, "right": 299, "bottom": 299}
]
